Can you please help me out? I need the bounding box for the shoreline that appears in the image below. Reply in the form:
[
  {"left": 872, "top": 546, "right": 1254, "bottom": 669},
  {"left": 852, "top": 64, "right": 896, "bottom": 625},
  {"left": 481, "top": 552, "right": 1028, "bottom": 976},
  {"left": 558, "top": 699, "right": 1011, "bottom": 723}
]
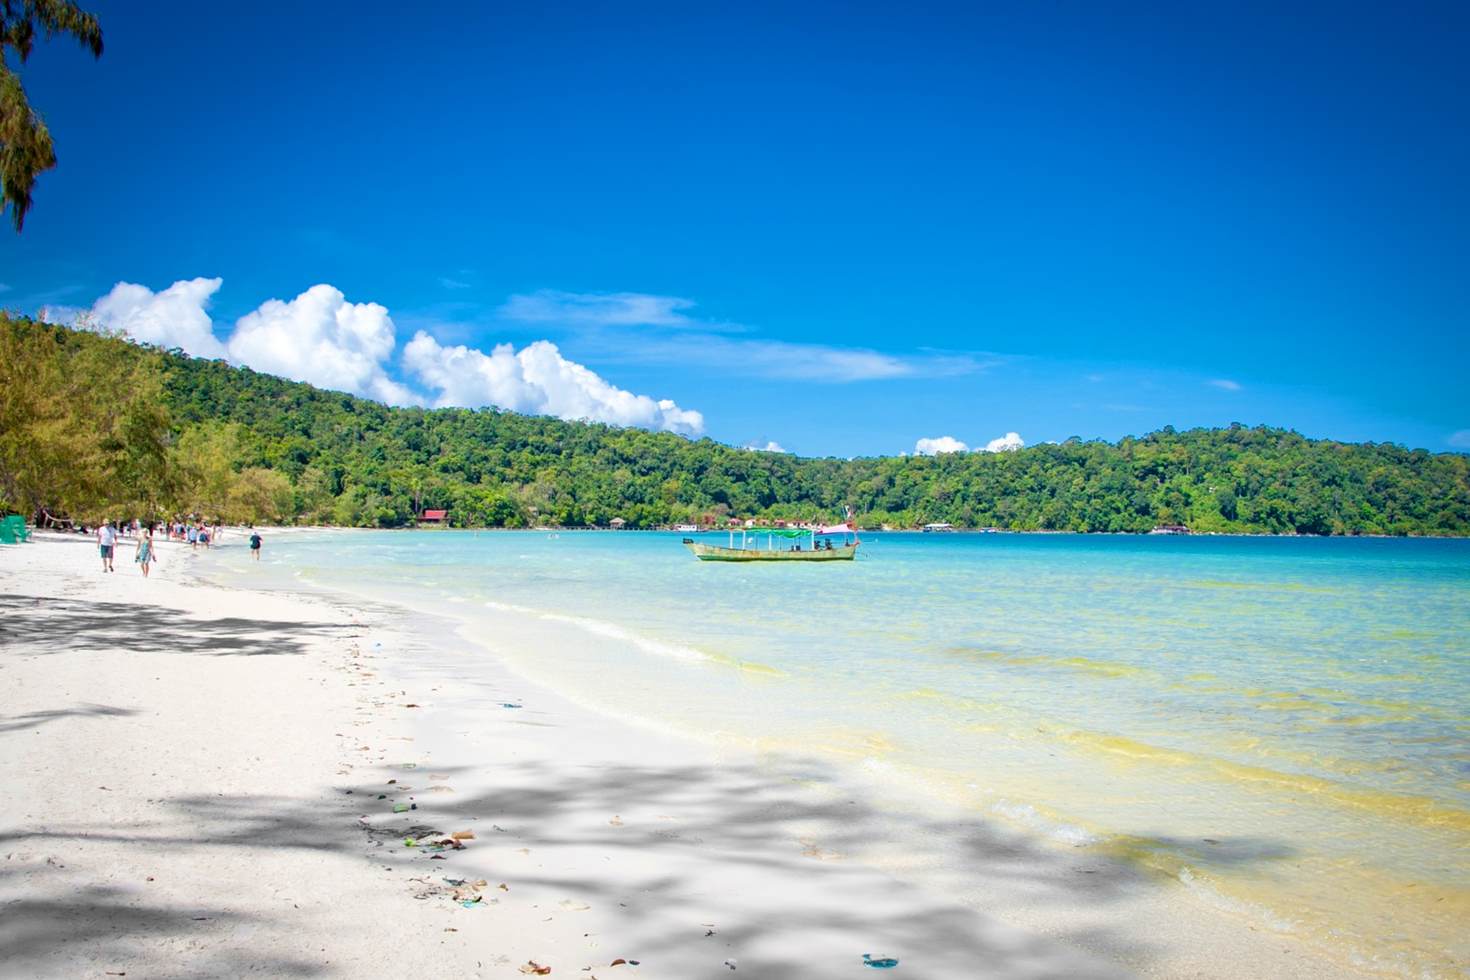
[
  {"left": 171, "top": 523, "right": 1470, "bottom": 540},
  {"left": 3, "top": 531, "right": 1390, "bottom": 977}
]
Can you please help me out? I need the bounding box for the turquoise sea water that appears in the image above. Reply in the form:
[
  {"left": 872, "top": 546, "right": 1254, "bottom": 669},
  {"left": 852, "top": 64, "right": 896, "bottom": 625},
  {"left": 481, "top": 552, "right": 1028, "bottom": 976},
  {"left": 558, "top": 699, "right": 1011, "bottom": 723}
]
[{"left": 237, "top": 530, "right": 1469, "bottom": 975}]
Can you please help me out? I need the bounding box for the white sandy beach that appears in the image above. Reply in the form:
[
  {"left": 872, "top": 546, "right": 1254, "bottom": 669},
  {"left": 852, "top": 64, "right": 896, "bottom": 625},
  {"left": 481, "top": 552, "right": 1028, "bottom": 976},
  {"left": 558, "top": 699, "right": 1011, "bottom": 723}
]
[{"left": 1, "top": 531, "right": 1375, "bottom": 978}]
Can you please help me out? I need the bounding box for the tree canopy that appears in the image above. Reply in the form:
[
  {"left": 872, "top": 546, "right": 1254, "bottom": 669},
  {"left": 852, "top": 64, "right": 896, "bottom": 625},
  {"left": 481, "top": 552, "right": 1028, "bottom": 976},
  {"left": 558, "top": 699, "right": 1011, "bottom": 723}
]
[
  {"left": 4, "top": 315, "right": 1468, "bottom": 535},
  {"left": 1, "top": 0, "right": 103, "bottom": 231}
]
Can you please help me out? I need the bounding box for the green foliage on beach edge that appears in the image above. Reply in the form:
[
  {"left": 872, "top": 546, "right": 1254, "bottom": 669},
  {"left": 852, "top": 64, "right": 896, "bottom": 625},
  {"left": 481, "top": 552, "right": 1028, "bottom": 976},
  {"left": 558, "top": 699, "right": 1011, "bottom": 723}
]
[{"left": 3, "top": 315, "right": 1468, "bottom": 534}]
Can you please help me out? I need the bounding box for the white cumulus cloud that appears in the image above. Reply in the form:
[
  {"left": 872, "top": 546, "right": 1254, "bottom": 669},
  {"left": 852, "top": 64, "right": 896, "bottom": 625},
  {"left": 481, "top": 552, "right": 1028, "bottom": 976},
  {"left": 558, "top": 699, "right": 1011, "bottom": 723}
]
[
  {"left": 62, "top": 278, "right": 714, "bottom": 437},
  {"left": 915, "top": 432, "right": 1024, "bottom": 455},
  {"left": 401, "top": 332, "right": 704, "bottom": 436},
  {"left": 89, "top": 277, "right": 227, "bottom": 358},
  {"left": 745, "top": 441, "right": 788, "bottom": 453},
  {"left": 226, "top": 284, "right": 419, "bottom": 405},
  {"left": 915, "top": 436, "right": 970, "bottom": 455},
  {"left": 983, "top": 431, "right": 1025, "bottom": 452}
]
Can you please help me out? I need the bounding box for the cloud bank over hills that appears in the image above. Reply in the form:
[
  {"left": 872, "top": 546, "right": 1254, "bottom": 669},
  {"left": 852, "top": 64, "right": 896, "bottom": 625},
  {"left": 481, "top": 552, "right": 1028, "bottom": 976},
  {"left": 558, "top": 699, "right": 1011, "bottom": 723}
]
[{"left": 55, "top": 278, "right": 706, "bottom": 437}]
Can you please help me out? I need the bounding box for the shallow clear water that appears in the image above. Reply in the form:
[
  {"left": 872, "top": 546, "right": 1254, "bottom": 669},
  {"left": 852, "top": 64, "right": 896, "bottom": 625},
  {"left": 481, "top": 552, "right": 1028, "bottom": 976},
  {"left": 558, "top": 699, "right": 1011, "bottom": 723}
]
[{"left": 237, "top": 530, "right": 1470, "bottom": 975}]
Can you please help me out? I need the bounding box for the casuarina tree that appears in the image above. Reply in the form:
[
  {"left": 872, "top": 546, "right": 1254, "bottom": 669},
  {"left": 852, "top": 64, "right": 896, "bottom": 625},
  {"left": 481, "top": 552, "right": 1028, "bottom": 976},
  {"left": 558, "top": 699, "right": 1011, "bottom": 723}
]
[{"left": 1, "top": 0, "right": 103, "bottom": 231}]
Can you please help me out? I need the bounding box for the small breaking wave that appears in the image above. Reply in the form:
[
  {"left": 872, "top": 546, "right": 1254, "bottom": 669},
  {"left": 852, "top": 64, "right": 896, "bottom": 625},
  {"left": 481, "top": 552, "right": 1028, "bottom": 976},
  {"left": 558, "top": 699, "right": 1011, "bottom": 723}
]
[{"left": 482, "top": 600, "right": 711, "bottom": 664}]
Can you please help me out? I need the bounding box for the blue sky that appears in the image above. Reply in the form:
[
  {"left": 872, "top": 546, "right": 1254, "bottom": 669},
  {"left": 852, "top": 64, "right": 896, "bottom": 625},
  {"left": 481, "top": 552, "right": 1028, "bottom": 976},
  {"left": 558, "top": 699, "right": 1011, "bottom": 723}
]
[{"left": 3, "top": 1, "right": 1467, "bottom": 456}]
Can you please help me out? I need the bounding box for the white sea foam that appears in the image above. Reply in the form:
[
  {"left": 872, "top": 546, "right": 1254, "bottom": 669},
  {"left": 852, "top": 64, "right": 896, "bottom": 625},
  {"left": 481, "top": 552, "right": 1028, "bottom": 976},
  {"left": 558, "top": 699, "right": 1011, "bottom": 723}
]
[
  {"left": 482, "top": 600, "right": 710, "bottom": 663},
  {"left": 483, "top": 599, "right": 537, "bottom": 614},
  {"left": 988, "top": 799, "right": 1100, "bottom": 846},
  {"left": 540, "top": 611, "right": 711, "bottom": 663}
]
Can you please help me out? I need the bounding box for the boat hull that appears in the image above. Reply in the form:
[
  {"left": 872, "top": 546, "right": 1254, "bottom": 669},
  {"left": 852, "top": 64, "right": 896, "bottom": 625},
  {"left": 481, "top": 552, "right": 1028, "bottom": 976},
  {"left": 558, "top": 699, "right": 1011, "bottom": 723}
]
[{"left": 683, "top": 540, "right": 858, "bottom": 562}]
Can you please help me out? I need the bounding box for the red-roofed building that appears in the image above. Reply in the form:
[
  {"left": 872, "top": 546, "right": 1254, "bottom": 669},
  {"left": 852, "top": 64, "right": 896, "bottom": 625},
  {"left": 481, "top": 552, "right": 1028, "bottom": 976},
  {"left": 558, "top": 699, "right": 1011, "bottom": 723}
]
[{"left": 420, "top": 509, "right": 448, "bottom": 525}]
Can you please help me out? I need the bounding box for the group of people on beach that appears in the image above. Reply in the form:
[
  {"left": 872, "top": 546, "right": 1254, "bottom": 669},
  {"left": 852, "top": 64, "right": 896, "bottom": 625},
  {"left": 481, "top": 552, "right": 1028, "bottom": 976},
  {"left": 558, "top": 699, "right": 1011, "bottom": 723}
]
[
  {"left": 94, "top": 520, "right": 263, "bottom": 575},
  {"left": 171, "top": 521, "right": 217, "bottom": 548}
]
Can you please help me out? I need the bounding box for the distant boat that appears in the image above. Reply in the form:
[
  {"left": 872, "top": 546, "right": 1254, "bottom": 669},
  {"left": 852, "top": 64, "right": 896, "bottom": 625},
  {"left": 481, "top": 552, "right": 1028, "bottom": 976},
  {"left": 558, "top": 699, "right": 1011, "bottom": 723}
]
[
  {"left": 672, "top": 523, "right": 699, "bottom": 533},
  {"left": 684, "top": 523, "right": 858, "bottom": 562},
  {"left": 922, "top": 522, "right": 956, "bottom": 533}
]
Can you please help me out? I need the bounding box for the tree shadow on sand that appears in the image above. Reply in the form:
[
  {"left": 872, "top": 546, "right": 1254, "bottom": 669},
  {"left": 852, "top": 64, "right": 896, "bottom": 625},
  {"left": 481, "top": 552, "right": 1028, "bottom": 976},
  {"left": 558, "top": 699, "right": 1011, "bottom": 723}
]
[
  {"left": 0, "top": 593, "right": 345, "bottom": 658},
  {"left": 0, "top": 757, "right": 1301, "bottom": 978},
  {"left": 395, "top": 760, "right": 1299, "bottom": 976},
  {"left": 0, "top": 702, "right": 140, "bottom": 735},
  {"left": 0, "top": 884, "right": 327, "bottom": 979}
]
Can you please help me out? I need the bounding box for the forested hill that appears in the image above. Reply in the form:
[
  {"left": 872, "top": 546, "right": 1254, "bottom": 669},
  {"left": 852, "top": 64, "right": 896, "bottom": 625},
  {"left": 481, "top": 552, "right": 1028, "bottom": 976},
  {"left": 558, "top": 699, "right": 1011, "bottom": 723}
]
[{"left": 4, "top": 316, "right": 1469, "bottom": 534}]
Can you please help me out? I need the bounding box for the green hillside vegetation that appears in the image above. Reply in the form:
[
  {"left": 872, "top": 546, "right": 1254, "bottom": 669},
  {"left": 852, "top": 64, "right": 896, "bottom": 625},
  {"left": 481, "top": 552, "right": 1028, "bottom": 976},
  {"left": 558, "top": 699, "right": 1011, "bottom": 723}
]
[{"left": 3, "top": 315, "right": 1468, "bottom": 535}]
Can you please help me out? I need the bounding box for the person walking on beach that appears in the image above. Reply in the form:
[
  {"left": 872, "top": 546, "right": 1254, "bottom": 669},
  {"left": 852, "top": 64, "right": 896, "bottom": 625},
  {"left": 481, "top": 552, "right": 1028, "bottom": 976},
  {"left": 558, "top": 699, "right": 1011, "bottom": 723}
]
[
  {"left": 97, "top": 521, "right": 116, "bottom": 572},
  {"left": 248, "top": 529, "right": 262, "bottom": 561},
  {"left": 187, "top": 524, "right": 198, "bottom": 549},
  {"left": 135, "top": 526, "right": 158, "bottom": 578}
]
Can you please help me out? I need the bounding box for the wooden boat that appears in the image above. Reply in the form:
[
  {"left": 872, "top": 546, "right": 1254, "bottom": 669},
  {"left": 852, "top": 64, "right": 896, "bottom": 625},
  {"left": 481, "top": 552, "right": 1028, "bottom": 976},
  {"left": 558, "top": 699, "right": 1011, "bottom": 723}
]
[
  {"left": 684, "top": 520, "right": 860, "bottom": 562},
  {"left": 683, "top": 538, "right": 858, "bottom": 561}
]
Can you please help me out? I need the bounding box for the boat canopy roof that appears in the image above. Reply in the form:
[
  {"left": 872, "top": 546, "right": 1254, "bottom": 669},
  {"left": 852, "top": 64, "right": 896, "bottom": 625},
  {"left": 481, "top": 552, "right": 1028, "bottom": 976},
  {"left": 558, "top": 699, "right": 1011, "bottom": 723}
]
[{"left": 734, "top": 523, "right": 855, "bottom": 538}]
